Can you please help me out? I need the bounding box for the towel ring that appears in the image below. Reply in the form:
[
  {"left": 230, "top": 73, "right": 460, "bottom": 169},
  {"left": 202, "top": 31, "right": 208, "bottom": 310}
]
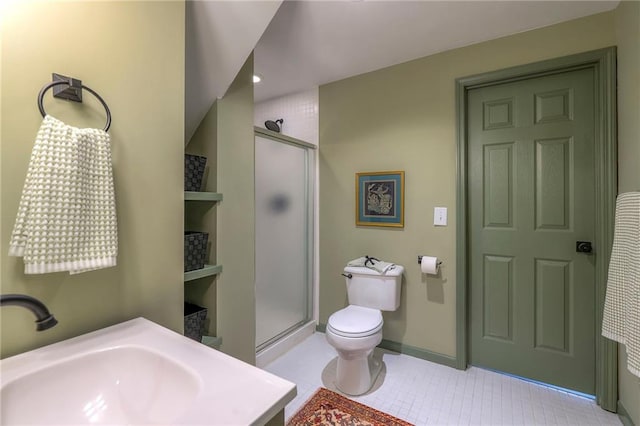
[{"left": 37, "top": 80, "right": 111, "bottom": 132}]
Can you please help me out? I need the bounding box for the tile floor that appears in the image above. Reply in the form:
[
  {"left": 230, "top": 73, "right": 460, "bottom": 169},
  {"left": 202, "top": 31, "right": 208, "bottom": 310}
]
[{"left": 263, "top": 333, "right": 621, "bottom": 425}]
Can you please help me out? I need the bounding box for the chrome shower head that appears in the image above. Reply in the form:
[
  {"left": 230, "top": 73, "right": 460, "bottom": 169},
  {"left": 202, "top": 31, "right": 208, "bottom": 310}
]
[{"left": 265, "top": 119, "right": 283, "bottom": 133}]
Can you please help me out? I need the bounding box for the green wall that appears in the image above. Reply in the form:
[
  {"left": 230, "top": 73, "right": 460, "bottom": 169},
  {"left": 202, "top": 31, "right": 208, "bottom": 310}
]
[
  {"left": 319, "top": 11, "right": 616, "bottom": 357},
  {"left": 614, "top": 1, "right": 640, "bottom": 423},
  {"left": 1, "top": 2, "right": 185, "bottom": 358},
  {"left": 216, "top": 54, "right": 257, "bottom": 365},
  {"left": 615, "top": 0, "right": 640, "bottom": 195}
]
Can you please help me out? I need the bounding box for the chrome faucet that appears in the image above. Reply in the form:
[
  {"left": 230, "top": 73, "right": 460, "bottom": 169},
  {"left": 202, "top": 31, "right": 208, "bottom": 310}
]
[{"left": 0, "top": 294, "right": 58, "bottom": 331}]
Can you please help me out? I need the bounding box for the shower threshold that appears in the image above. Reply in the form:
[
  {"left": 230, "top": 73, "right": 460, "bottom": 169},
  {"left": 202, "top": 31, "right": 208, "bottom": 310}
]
[{"left": 256, "top": 320, "right": 316, "bottom": 368}]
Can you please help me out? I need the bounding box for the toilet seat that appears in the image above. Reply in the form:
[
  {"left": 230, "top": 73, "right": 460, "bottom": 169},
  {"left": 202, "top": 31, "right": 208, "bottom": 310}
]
[{"left": 327, "top": 305, "right": 383, "bottom": 338}]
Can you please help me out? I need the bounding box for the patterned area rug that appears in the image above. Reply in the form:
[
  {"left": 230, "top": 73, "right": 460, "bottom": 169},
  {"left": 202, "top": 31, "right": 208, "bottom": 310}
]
[{"left": 287, "top": 388, "right": 414, "bottom": 426}]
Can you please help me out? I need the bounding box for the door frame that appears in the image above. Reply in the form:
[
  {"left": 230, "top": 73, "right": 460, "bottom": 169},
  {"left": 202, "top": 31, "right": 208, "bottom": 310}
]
[{"left": 455, "top": 47, "right": 618, "bottom": 410}]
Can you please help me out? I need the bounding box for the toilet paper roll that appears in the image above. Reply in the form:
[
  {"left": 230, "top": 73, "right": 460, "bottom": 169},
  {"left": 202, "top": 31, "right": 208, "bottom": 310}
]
[{"left": 420, "top": 256, "right": 440, "bottom": 274}]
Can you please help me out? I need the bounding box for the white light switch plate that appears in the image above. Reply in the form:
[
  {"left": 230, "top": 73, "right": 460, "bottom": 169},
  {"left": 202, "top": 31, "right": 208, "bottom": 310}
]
[{"left": 434, "top": 207, "right": 447, "bottom": 226}]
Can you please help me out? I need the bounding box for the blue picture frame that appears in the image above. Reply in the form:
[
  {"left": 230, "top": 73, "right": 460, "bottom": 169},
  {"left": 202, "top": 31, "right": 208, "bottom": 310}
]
[{"left": 356, "top": 171, "right": 404, "bottom": 227}]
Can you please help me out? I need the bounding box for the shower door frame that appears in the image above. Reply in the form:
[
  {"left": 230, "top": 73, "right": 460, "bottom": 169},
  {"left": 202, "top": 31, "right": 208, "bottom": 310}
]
[{"left": 254, "top": 127, "right": 316, "bottom": 352}]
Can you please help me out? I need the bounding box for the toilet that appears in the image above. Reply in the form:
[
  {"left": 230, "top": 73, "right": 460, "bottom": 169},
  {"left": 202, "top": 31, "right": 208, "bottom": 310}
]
[{"left": 326, "top": 264, "right": 404, "bottom": 395}]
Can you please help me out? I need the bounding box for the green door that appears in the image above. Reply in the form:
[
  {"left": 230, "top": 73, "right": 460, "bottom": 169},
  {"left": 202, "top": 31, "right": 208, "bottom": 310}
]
[{"left": 468, "top": 68, "right": 596, "bottom": 394}]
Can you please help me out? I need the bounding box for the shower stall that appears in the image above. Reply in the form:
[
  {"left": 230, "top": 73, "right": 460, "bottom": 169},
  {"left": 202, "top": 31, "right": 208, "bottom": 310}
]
[{"left": 254, "top": 128, "right": 315, "bottom": 366}]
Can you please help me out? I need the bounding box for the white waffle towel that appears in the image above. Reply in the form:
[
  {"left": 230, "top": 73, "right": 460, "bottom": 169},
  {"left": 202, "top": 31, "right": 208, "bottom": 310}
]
[
  {"left": 347, "top": 256, "right": 396, "bottom": 274},
  {"left": 602, "top": 191, "right": 640, "bottom": 376},
  {"left": 9, "top": 115, "right": 117, "bottom": 274}
]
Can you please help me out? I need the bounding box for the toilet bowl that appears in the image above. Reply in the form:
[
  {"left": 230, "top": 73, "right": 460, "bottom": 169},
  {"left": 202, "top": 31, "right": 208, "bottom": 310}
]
[
  {"left": 326, "top": 305, "right": 383, "bottom": 395},
  {"left": 325, "top": 264, "right": 403, "bottom": 396}
]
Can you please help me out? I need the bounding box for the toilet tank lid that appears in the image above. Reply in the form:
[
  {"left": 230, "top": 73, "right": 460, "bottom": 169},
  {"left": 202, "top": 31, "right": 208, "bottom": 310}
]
[{"left": 344, "top": 265, "right": 404, "bottom": 277}]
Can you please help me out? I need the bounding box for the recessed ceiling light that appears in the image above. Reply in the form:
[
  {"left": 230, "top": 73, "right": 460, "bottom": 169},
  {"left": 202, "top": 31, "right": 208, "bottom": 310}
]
[{"left": 253, "top": 74, "right": 262, "bottom": 84}]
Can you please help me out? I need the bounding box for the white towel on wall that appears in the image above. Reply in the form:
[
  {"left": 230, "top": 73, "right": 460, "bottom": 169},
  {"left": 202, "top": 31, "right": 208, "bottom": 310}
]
[
  {"left": 602, "top": 191, "right": 640, "bottom": 377},
  {"left": 9, "top": 115, "right": 117, "bottom": 274}
]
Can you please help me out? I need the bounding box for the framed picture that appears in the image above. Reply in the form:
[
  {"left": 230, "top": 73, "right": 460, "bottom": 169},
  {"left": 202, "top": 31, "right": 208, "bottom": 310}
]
[{"left": 356, "top": 171, "right": 404, "bottom": 227}]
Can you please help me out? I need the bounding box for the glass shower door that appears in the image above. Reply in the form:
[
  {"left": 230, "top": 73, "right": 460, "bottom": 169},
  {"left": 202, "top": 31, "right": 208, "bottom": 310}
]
[{"left": 255, "top": 135, "right": 313, "bottom": 350}]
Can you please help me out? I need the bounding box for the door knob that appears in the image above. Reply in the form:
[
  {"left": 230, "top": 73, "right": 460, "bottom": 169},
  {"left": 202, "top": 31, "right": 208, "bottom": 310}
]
[{"left": 576, "top": 241, "right": 593, "bottom": 253}]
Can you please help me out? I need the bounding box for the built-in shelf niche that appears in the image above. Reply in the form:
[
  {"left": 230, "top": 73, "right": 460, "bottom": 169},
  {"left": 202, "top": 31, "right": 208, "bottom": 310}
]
[{"left": 184, "top": 264, "right": 223, "bottom": 282}]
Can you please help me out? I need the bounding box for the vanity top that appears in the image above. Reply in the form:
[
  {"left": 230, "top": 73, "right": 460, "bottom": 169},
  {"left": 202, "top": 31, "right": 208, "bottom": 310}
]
[{"left": 0, "top": 317, "right": 297, "bottom": 425}]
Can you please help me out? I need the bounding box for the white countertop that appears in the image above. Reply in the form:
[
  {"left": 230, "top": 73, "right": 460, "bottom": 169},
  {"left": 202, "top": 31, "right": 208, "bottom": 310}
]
[{"left": 0, "top": 317, "right": 297, "bottom": 425}]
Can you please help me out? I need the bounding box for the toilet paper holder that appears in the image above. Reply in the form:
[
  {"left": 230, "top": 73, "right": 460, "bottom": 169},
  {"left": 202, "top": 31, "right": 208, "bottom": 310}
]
[{"left": 417, "top": 255, "right": 442, "bottom": 266}]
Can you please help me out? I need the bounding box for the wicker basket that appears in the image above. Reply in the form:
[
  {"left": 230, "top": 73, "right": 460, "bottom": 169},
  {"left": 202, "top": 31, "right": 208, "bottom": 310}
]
[
  {"left": 184, "top": 231, "right": 208, "bottom": 272},
  {"left": 184, "top": 154, "right": 207, "bottom": 191},
  {"left": 184, "top": 302, "right": 207, "bottom": 342}
]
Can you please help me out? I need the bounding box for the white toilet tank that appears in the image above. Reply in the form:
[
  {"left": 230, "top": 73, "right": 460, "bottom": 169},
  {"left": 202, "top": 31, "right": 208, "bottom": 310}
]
[{"left": 344, "top": 265, "right": 404, "bottom": 311}]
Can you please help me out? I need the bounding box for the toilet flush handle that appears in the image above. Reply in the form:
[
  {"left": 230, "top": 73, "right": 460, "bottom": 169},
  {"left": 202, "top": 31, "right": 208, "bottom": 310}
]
[{"left": 341, "top": 273, "right": 353, "bottom": 279}]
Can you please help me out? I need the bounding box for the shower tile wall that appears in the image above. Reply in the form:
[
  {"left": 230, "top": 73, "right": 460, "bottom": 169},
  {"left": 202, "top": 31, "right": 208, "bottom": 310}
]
[{"left": 254, "top": 88, "right": 319, "bottom": 145}]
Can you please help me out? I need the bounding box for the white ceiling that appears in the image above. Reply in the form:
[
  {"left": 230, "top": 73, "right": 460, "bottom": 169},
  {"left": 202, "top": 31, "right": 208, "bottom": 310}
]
[
  {"left": 253, "top": 0, "right": 619, "bottom": 103},
  {"left": 185, "top": 1, "right": 283, "bottom": 140}
]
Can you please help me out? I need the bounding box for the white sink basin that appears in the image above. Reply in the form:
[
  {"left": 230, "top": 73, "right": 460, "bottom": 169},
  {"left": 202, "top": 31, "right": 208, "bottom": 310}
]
[
  {"left": 0, "top": 318, "right": 296, "bottom": 425},
  {"left": 2, "top": 346, "right": 201, "bottom": 424}
]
